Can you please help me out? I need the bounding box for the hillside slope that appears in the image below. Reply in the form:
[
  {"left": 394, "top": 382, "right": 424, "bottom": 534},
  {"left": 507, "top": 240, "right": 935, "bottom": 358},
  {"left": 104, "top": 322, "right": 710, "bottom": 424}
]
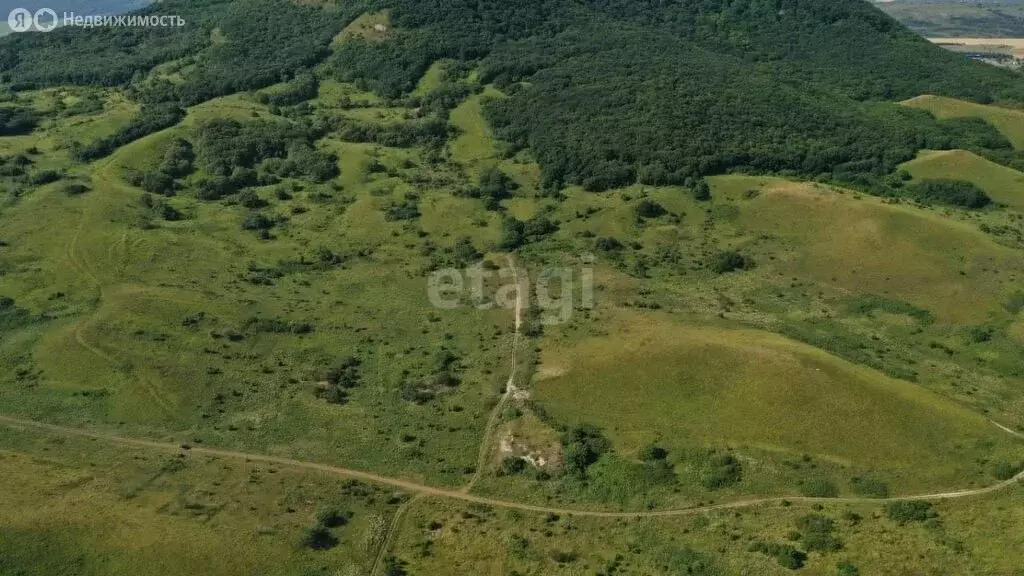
[
  {"left": 337, "top": 0, "right": 1024, "bottom": 189},
  {"left": 4, "top": 0, "right": 1024, "bottom": 192}
]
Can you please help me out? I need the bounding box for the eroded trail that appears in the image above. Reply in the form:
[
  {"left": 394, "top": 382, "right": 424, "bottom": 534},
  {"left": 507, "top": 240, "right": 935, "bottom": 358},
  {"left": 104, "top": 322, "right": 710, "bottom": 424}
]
[
  {"left": 1, "top": 414, "right": 1022, "bottom": 520},
  {"left": 462, "top": 255, "right": 524, "bottom": 494}
]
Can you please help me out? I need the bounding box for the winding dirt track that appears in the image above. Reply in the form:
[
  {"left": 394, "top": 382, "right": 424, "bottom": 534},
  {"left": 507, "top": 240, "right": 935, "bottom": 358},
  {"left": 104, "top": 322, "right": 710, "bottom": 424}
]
[
  {"left": 1, "top": 413, "right": 1021, "bottom": 519},
  {"left": 462, "top": 255, "right": 523, "bottom": 494}
]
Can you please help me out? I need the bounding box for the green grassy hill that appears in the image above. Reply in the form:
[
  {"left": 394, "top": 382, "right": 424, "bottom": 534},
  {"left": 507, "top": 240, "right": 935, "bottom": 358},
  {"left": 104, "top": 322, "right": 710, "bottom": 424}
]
[
  {"left": 901, "top": 149, "right": 1024, "bottom": 210},
  {"left": 904, "top": 95, "right": 1024, "bottom": 149},
  {"left": 536, "top": 312, "right": 1021, "bottom": 492}
]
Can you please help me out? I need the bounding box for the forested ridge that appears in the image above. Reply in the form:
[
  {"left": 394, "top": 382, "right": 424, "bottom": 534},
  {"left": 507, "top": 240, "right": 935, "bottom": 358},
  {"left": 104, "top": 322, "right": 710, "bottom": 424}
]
[{"left": 3, "top": 0, "right": 1024, "bottom": 190}]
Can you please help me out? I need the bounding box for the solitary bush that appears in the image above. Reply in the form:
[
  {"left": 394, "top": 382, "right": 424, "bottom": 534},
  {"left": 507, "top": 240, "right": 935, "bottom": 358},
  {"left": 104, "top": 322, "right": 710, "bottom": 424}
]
[
  {"left": 320, "top": 356, "right": 362, "bottom": 404},
  {"left": 301, "top": 525, "right": 338, "bottom": 550},
  {"left": 383, "top": 198, "right": 420, "bottom": 221},
  {"left": 60, "top": 182, "right": 90, "bottom": 196},
  {"left": 702, "top": 452, "right": 742, "bottom": 490},
  {"left": 477, "top": 166, "right": 518, "bottom": 210},
  {"left": 639, "top": 444, "right": 668, "bottom": 462},
  {"left": 636, "top": 199, "right": 666, "bottom": 219},
  {"left": 140, "top": 193, "right": 183, "bottom": 222},
  {"left": 0, "top": 296, "right": 31, "bottom": 331},
  {"left": 992, "top": 461, "right": 1024, "bottom": 481},
  {"left": 384, "top": 556, "right": 408, "bottom": 576},
  {"left": 561, "top": 424, "right": 610, "bottom": 478},
  {"left": 241, "top": 211, "right": 275, "bottom": 231},
  {"left": 749, "top": 542, "right": 807, "bottom": 570},
  {"left": 837, "top": 562, "right": 860, "bottom": 576},
  {"left": 316, "top": 508, "right": 350, "bottom": 528},
  {"left": 238, "top": 189, "right": 267, "bottom": 209},
  {"left": 796, "top": 514, "right": 843, "bottom": 553},
  {"left": 550, "top": 550, "right": 579, "bottom": 563},
  {"left": 968, "top": 325, "right": 995, "bottom": 343},
  {"left": 27, "top": 169, "right": 62, "bottom": 185},
  {"left": 326, "top": 356, "right": 362, "bottom": 389},
  {"left": 693, "top": 179, "right": 711, "bottom": 201},
  {"left": 709, "top": 250, "right": 750, "bottom": 274},
  {"left": 885, "top": 500, "right": 937, "bottom": 525},
  {"left": 500, "top": 456, "right": 527, "bottom": 476},
  {"left": 595, "top": 237, "right": 623, "bottom": 251}
]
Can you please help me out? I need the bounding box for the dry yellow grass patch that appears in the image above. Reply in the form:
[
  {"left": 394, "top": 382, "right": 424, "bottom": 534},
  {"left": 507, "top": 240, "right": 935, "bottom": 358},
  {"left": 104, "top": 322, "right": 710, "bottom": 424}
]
[{"left": 929, "top": 38, "right": 1024, "bottom": 57}]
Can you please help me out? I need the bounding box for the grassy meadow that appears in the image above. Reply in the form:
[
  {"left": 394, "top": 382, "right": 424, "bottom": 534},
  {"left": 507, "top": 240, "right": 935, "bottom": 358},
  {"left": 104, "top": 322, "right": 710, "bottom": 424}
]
[
  {"left": 0, "top": 87, "right": 516, "bottom": 488},
  {"left": 388, "top": 488, "right": 1024, "bottom": 576},
  {"left": 725, "top": 177, "right": 1024, "bottom": 324},
  {"left": 904, "top": 95, "right": 1024, "bottom": 149},
  {"left": 533, "top": 311, "right": 1022, "bottom": 495},
  {"left": 901, "top": 149, "right": 1024, "bottom": 211},
  {"left": 0, "top": 424, "right": 397, "bottom": 576}
]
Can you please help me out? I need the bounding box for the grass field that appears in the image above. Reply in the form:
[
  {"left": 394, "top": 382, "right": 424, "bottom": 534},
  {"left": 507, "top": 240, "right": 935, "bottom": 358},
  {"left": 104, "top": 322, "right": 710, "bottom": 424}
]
[
  {"left": 533, "top": 310, "right": 1022, "bottom": 495},
  {"left": 515, "top": 173, "right": 1024, "bottom": 429},
  {"left": 724, "top": 177, "right": 1024, "bottom": 324},
  {"left": 0, "top": 425, "right": 396, "bottom": 576},
  {"left": 1011, "top": 319, "right": 1024, "bottom": 345},
  {"left": 0, "top": 89, "right": 514, "bottom": 488},
  {"left": 388, "top": 489, "right": 1024, "bottom": 576},
  {"left": 903, "top": 95, "right": 1024, "bottom": 149},
  {"left": 901, "top": 149, "right": 1024, "bottom": 211}
]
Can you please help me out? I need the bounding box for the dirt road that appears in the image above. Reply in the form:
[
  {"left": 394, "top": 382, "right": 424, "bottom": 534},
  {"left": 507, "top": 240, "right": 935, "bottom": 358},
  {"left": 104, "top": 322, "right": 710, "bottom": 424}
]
[
  {"left": 1, "top": 413, "right": 1021, "bottom": 520},
  {"left": 462, "top": 255, "right": 523, "bottom": 494}
]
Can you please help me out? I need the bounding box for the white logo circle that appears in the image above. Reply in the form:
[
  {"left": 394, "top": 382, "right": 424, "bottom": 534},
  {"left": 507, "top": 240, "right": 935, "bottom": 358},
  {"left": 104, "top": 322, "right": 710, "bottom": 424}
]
[
  {"left": 7, "top": 8, "right": 32, "bottom": 33},
  {"left": 33, "top": 8, "right": 58, "bottom": 32}
]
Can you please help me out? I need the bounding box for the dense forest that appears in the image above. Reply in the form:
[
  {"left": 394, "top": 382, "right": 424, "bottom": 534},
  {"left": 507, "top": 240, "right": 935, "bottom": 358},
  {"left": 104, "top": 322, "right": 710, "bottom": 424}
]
[
  {"left": 3, "top": 0, "right": 1024, "bottom": 189},
  {"left": 332, "top": 0, "right": 1024, "bottom": 189},
  {"left": 0, "top": 0, "right": 366, "bottom": 104},
  {"left": 377, "top": 0, "right": 1024, "bottom": 189},
  {"left": 0, "top": 0, "right": 223, "bottom": 89}
]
